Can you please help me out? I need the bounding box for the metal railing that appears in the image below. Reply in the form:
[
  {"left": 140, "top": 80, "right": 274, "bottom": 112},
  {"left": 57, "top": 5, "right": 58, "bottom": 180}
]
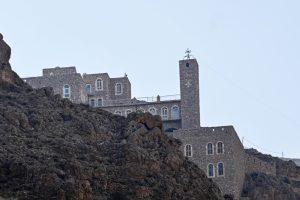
[
  {"left": 88, "top": 94, "right": 181, "bottom": 107},
  {"left": 136, "top": 94, "right": 180, "bottom": 102}
]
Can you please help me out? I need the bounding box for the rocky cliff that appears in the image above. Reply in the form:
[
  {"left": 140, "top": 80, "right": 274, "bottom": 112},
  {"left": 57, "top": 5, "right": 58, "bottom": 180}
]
[
  {"left": 0, "top": 34, "right": 223, "bottom": 199},
  {"left": 241, "top": 149, "right": 300, "bottom": 200}
]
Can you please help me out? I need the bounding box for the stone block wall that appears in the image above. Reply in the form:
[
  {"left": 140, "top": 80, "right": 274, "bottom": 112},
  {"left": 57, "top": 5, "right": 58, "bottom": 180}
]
[
  {"left": 179, "top": 59, "right": 200, "bottom": 129},
  {"left": 172, "top": 126, "right": 245, "bottom": 199},
  {"left": 82, "top": 73, "right": 112, "bottom": 104},
  {"left": 245, "top": 153, "right": 276, "bottom": 175},
  {"left": 109, "top": 77, "right": 131, "bottom": 101},
  {"left": 101, "top": 100, "right": 182, "bottom": 130},
  {"left": 43, "top": 66, "right": 77, "bottom": 77},
  {"left": 23, "top": 73, "right": 87, "bottom": 104}
]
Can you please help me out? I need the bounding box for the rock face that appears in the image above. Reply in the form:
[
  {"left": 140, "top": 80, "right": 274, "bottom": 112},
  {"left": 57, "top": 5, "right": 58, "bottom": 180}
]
[
  {"left": 0, "top": 34, "right": 223, "bottom": 199},
  {"left": 241, "top": 149, "right": 300, "bottom": 200}
]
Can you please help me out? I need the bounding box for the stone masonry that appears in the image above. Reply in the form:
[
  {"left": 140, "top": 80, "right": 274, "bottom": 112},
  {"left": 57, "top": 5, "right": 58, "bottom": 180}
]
[
  {"left": 172, "top": 126, "right": 245, "bottom": 199},
  {"left": 22, "top": 52, "right": 274, "bottom": 199}
]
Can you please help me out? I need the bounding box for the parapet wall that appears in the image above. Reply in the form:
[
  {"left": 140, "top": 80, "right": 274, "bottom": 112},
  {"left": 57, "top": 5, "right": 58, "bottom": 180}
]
[
  {"left": 245, "top": 153, "right": 276, "bottom": 175},
  {"left": 43, "top": 67, "right": 77, "bottom": 77}
]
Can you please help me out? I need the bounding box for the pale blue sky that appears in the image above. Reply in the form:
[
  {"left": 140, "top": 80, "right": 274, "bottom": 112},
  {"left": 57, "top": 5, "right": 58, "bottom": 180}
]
[{"left": 1, "top": 0, "right": 299, "bottom": 158}]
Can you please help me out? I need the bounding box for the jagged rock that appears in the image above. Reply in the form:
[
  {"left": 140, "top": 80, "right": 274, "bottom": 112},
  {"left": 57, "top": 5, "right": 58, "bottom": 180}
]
[
  {"left": 0, "top": 33, "right": 11, "bottom": 68},
  {"left": 0, "top": 35, "right": 223, "bottom": 199},
  {"left": 242, "top": 149, "right": 300, "bottom": 200},
  {"left": 241, "top": 172, "right": 299, "bottom": 200}
]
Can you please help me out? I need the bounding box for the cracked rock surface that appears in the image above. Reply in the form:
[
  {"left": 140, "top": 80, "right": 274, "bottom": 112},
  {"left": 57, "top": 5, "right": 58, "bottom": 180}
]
[{"left": 0, "top": 34, "right": 222, "bottom": 200}]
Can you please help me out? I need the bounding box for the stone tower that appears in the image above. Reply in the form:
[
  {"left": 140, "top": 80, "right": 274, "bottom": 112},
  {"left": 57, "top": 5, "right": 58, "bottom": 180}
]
[{"left": 179, "top": 55, "right": 200, "bottom": 129}]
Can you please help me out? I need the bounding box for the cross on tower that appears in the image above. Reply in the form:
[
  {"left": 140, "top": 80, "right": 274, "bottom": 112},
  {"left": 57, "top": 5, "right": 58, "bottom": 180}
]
[{"left": 184, "top": 48, "right": 192, "bottom": 59}]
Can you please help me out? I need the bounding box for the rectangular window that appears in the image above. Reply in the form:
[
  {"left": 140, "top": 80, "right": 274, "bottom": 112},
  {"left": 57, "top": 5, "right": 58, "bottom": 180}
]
[
  {"left": 90, "top": 99, "right": 95, "bottom": 107},
  {"left": 97, "top": 99, "right": 103, "bottom": 107},
  {"left": 85, "top": 84, "right": 92, "bottom": 94},
  {"left": 115, "top": 83, "right": 123, "bottom": 95}
]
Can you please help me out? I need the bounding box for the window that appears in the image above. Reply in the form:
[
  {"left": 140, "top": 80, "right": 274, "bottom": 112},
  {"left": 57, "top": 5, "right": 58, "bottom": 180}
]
[
  {"left": 85, "top": 84, "right": 92, "bottom": 94},
  {"left": 115, "top": 110, "right": 122, "bottom": 116},
  {"left": 63, "top": 84, "right": 71, "bottom": 98},
  {"left": 137, "top": 108, "right": 145, "bottom": 113},
  {"left": 184, "top": 144, "right": 192, "bottom": 157},
  {"left": 126, "top": 109, "right": 132, "bottom": 116},
  {"left": 217, "top": 142, "right": 224, "bottom": 154},
  {"left": 96, "top": 79, "right": 103, "bottom": 91},
  {"left": 115, "top": 83, "right": 123, "bottom": 95},
  {"left": 207, "top": 143, "right": 214, "bottom": 155},
  {"left": 217, "top": 162, "right": 224, "bottom": 176},
  {"left": 148, "top": 107, "right": 157, "bottom": 115},
  {"left": 97, "top": 98, "right": 103, "bottom": 107},
  {"left": 207, "top": 164, "right": 214, "bottom": 178},
  {"left": 90, "top": 99, "right": 95, "bottom": 107},
  {"left": 171, "top": 105, "right": 180, "bottom": 120},
  {"left": 161, "top": 107, "right": 168, "bottom": 120}
]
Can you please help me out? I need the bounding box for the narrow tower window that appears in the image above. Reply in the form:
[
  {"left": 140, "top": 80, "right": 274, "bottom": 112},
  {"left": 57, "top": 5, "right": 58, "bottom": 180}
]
[
  {"left": 207, "top": 164, "right": 215, "bottom": 178},
  {"left": 96, "top": 79, "right": 103, "bottom": 91},
  {"left": 171, "top": 105, "right": 180, "bottom": 120},
  {"left": 115, "top": 83, "right": 123, "bottom": 95},
  {"left": 126, "top": 109, "right": 132, "bottom": 116},
  {"left": 217, "top": 142, "right": 224, "bottom": 154},
  {"left": 90, "top": 99, "right": 95, "bottom": 107},
  {"left": 161, "top": 107, "right": 168, "bottom": 120},
  {"left": 184, "top": 144, "right": 192, "bottom": 157},
  {"left": 63, "top": 84, "right": 71, "bottom": 98},
  {"left": 85, "top": 84, "right": 92, "bottom": 94},
  {"left": 207, "top": 143, "right": 214, "bottom": 155},
  {"left": 218, "top": 162, "right": 224, "bottom": 176},
  {"left": 97, "top": 98, "right": 103, "bottom": 107}
]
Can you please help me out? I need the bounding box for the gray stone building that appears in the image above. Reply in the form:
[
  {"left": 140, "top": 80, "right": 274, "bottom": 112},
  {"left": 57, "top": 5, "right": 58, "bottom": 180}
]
[
  {"left": 23, "top": 51, "right": 272, "bottom": 199},
  {"left": 23, "top": 66, "right": 182, "bottom": 131}
]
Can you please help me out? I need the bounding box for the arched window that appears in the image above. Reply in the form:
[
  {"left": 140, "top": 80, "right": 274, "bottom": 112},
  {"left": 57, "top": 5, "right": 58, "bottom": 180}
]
[
  {"left": 96, "top": 79, "right": 103, "bottom": 91},
  {"left": 115, "top": 83, "right": 123, "bottom": 95},
  {"left": 90, "top": 99, "right": 95, "bottom": 107},
  {"left": 114, "top": 110, "right": 122, "bottom": 116},
  {"left": 184, "top": 144, "right": 192, "bottom": 157},
  {"left": 148, "top": 107, "right": 157, "bottom": 115},
  {"left": 207, "top": 164, "right": 214, "bottom": 178},
  {"left": 207, "top": 143, "right": 214, "bottom": 155},
  {"left": 63, "top": 84, "right": 71, "bottom": 98},
  {"left": 97, "top": 98, "right": 103, "bottom": 107},
  {"left": 85, "top": 84, "right": 92, "bottom": 94},
  {"left": 217, "top": 142, "right": 224, "bottom": 154},
  {"left": 171, "top": 105, "right": 180, "bottom": 120},
  {"left": 161, "top": 107, "right": 168, "bottom": 120},
  {"left": 217, "top": 162, "right": 224, "bottom": 176},
  {"left": 137, "top": 108, "right": 145, "bottom": 113},
  {"left": 126, "top": 109, "right": 132, "bottom": 116}
]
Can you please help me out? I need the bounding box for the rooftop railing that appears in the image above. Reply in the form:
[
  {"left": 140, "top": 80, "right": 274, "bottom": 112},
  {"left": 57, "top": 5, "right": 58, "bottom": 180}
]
[
  {"left": 88, "top": 94, "right": 181, "bottom": 107},
  {"left": 136, "top": 94, "right": 180, "bottom": 102}
]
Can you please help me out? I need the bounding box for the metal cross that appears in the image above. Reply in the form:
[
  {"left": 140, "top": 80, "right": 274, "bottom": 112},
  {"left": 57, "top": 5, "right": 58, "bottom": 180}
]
[{"left": 185, "top": 48, "right": 192, "bottom": 59}]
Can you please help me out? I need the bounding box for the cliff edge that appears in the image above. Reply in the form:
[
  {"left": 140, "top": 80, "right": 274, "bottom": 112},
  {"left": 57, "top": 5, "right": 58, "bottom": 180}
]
[{"left": 0, "top": 34, "right": 222, "bottom": 200}]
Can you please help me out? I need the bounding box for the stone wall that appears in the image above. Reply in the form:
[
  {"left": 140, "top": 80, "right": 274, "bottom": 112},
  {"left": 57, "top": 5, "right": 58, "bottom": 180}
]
[
  {"left": 172, "top": 126, "right": 245, "bottom": 199},
  {"left": 101, "top": 100, "right": 182, "bottom": 131},
  {"left": 43, "top": 66, "right": 77, "bottom": 77},
  {"left": 109, "top": 77, "right": 131, "bottom": 100},
  {"left": 245, "top": 153, "right": 276, "bottom": 175},
  {"left": 23, "top": 73, "right": 86, "bottom": 104},
  {"left": 179, "top": 59, "right": 200, "bottom": 129}
]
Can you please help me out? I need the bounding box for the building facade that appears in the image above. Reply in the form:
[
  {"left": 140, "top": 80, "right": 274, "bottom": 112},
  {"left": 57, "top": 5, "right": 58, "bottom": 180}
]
[{"left": 23, "top": 53, "right": 272, "bottom": 199}]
